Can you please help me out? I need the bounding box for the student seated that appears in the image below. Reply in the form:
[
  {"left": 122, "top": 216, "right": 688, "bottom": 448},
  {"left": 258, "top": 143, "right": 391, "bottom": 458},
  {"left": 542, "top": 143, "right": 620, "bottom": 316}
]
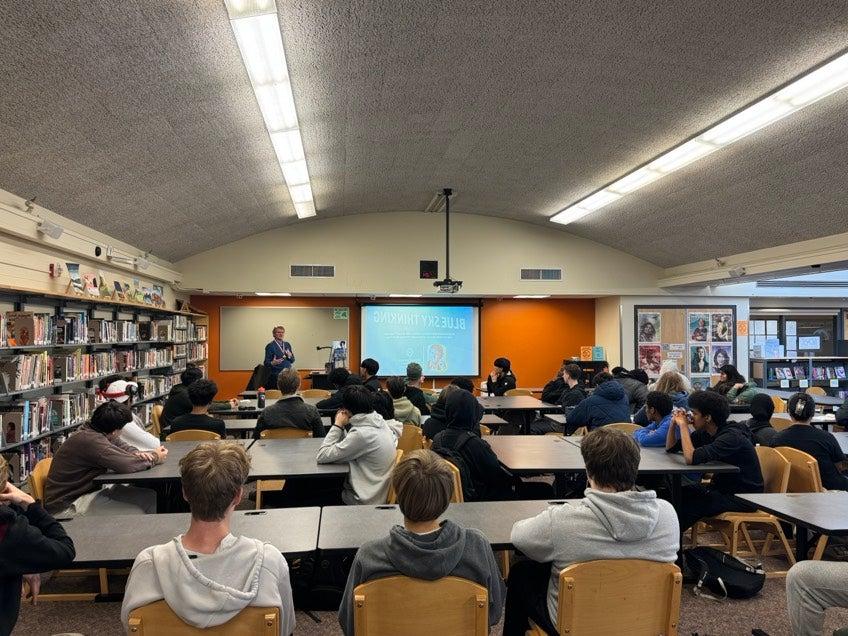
[
  {"left": 162, "top": 366, "right": 237, "bottom": 429},
  {"left": 771, "top": 393, "right": 848, "bottom": 490},
  {"left": 633, "top": 391, "right": 674, "bottom": 447},
  {"left": 404, "top": 362, "right": 433, "bottom": 415},
  {"left": 505, "top": 428, "right": 679, "bottom": 635},
  {"left": 169, "top": 378, "right": 228, "bottom": 438},
  {"left": 786, "top": 560, "right": 848, "bottom": 636},
  {"left": 386, "top": 376, "right": 421, "bottom": 425},
  {"left": 360, "top": 358, "right": 382, "bottom": 392},
  {"left": 746, "top": 392, "right": 778, "bottom": 446},
  {"left": 530, "top": 364, "right": 587, "bottom": 435},
  {"left": 44, "top": 402, "right": 167, "bottom": 516},
  {"left": 612, "top": 367, "right": 649, "bottom": 413},
  {"left": 121, "top": 442, "right": 295, "bottom": 635},
  {"left": 432, "top": 389, "right": 515, "bottom": 501},
  {"left": 486, "top": 357, "right": 517, "bottom": 396},
  {"left": 710, "top": 364, "right": 758, "bottom": 404},
  {"left": 422, "top": 385, "right": 461, "bottom": 440},
  {"left": 253, "top": 369, "right": 325, "bottom": 439},
  {"left": 837, "top": 394, "right": 848, "bottom": 430},
  {"left": 633, "top": 371, "right": 689, "bottom": 427},
  {"left": 338, "top": 449, "right": 505, "bottom": 635},
  {"left": 564, "top": 372, "right": 630, "bottom": 434},
  {"left": 0, "top": 455, "right": 76, "bottom": 636},
  {"left": 97, "top": 375, "right": 161, "bottom": 451},
  {"left": 316, "top": 385, "right": 398, "bottom": 504},
  {"left": 450, "top": 377, "right": 475, "bottom": 392},
  {"left": 648, "top": 359, "right": 691, "bottom": 393},
  {"left": 541, "top": 362, "right": 568, "bottom": 405},
  {"left": 315, "top": 368, "right": 362, "bottom": 411},
  {"left": 666, "top": 391, "right": 763, "bottom": 532}
]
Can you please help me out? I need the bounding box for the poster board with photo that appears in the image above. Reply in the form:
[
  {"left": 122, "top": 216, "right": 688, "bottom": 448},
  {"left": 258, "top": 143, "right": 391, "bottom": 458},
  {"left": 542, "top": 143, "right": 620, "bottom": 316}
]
[{"left": 634, "top": 305, "right": 737, "bottom": 384}]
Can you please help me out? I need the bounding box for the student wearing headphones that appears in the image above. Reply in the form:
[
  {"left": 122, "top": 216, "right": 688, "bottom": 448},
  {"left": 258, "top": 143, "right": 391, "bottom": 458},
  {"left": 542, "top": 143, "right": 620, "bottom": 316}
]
[
  {"left": 98, "top": 375, "right": 160, "bottom": 451},
  {"left": 771, "top": 392, "right": 848, "bottom": 491}
]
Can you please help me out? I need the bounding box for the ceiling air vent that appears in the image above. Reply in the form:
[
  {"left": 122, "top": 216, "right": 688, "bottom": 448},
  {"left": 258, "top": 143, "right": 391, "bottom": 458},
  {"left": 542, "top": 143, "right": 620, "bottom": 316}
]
[
  {"left": 520, "top": 268, "right": 562, "bottom": 281},
  {"left": 290, "top": 264, "right": 335, "bottom": 278}
]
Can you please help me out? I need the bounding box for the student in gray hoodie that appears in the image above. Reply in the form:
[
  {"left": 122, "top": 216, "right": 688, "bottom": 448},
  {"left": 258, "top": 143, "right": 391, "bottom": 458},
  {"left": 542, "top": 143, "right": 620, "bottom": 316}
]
[
  {"left": 338, "top": 449, "right": 505, "bottom": 635},
  {"left": 316, "top": 385, "right": 399, "bottom": 505},
  {"left": 504, "top": 427, "right": 679, "bottom": 635},
  {"left": 121, "top": 442, "right": 295, "bottom": 635}
]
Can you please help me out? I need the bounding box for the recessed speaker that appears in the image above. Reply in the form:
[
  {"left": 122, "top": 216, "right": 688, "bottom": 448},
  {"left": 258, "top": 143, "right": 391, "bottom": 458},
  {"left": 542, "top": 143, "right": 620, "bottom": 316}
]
[{"left": 420, "top": 260, "right": 438, "bottom": 279}]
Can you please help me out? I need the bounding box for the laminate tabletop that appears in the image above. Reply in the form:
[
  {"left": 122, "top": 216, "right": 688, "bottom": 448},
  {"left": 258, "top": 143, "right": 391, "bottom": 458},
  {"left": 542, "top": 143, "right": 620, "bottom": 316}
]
[
  {"left": 736, "top": 492, "right": 848, "bottom": 535},
  {"left": 476, "top": 396, "right": 559, "bottom": 412},
  {"left": 758, "top": 388, "right": 844, "bottom": 408}
]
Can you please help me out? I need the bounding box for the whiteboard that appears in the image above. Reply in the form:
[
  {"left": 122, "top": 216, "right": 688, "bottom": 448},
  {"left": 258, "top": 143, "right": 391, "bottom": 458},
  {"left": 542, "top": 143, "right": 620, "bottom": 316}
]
[{"left": 220, "top": 306, "right": 349, "bottom": 371}]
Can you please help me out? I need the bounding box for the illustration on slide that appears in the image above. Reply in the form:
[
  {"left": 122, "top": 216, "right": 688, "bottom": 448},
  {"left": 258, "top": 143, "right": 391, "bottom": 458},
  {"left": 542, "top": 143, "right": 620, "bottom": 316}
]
[{"left": 427, "top": 343, "right": 447, "bottom": 372}]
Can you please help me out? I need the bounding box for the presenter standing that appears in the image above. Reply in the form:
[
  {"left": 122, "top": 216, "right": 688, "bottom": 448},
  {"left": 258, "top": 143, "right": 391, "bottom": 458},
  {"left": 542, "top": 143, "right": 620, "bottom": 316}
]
[{"left": 264, "top": 325, "right": 295, "bottom": 389}]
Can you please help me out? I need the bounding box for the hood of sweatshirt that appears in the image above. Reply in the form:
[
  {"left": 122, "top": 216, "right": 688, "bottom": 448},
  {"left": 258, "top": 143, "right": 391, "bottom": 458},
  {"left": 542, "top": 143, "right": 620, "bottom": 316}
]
[
  {"left": 593, "top": 381, "right": 626, "bottom": 402},
  {"left": 150, "top": 535, "right": 265, "bottom": 628},
  {"left": 582, "top": 489, "right": 663, "bottom": 542},
  {"left": 349, "top": 411, "right": 389, "bottom": 429},
  {"left": 384, "top": 520, "right": 467, "bottom": 580}
]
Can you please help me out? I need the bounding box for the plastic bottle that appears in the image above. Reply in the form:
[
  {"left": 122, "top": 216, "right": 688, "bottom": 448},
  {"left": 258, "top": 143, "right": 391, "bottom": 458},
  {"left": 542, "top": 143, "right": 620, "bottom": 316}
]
[{"left": 257, "top": 386, "right": 266, "bottom": 409}]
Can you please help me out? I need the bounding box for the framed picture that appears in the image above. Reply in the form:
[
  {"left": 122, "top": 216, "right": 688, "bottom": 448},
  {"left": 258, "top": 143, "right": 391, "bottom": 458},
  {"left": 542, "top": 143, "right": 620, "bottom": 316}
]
[
  {"left": 637, "top": 312, "right": 661, "bottom": 343},
  {"left": 688, "top": 312, "right": 710, "bottom": 343}
]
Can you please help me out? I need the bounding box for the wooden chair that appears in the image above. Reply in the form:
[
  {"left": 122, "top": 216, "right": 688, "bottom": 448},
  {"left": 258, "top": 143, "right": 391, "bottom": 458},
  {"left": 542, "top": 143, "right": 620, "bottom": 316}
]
[
  {"left": 128, "top": 600, "right": 279, "bottom": 635},
  {"left": 443, "top": 459, "right": 464, "bottom": 503},
  {"left": 28, "top": 457, "right": 52, "bottom": 501},
  {"left": 526, "top": 560, "right": 682, "bottom": 636},
  {"left": 301, "top": 388, "right": 331, "bottom": 398},
  {"left": 605, "top": 422, "right": 642, "bottom": 434},
  {"left": 692, "top": 446, "right": 795, "bottom": 574},
  {"left": 397, "top": 424, "right": 424, "bottom": 453},
  {"left": 505, "top": 388, "right": 533, "bottom": 397},
  {"left": 805, "top": 386, "right": 827, "bottom": 396},
  {"left": 264, "top": 389, "right": 283, "bottom": 399},
  {"left": 771, "top": 395, "right": 787, "bottom": 413},
  {"left": 385, "top": 450, "right": 405, "bottom": 504},
  {"left": 770, "top": 416, "right": 795, "bottom": 432},
  {"left": 422, "top": 388, "right": 438, "bottom": 396},
  {"left": 774, "top": 446, "right": 828, "bottom": 559},
  {"left": 165, "top": 429, "right": 221, "bottom": 442},
  {"left": 353, "top": 576, "right": 487, "bottom": 636},
  {"left": 479, "top": 424, "right": 492, "bottom": 436},
  {"left": 150, "top": 404, "right": 164, "bottom": 438},
  {"left": 255, "top": 429, "right": 311, "bottom": 509},
  {"left": 570, "top": 426, "right": 588, "bottom": 436}
]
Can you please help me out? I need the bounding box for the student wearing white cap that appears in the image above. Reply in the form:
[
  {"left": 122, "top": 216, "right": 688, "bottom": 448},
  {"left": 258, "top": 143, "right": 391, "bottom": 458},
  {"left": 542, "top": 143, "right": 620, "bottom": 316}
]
[{"left": 97, "top": 375, "right": 161, "bottom": 450}]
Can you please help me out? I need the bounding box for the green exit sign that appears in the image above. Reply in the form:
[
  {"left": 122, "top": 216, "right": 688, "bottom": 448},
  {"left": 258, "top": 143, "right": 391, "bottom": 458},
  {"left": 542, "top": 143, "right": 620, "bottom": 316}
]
[{"left": 333, "top": 307, "right": 349, "bottom": 320}]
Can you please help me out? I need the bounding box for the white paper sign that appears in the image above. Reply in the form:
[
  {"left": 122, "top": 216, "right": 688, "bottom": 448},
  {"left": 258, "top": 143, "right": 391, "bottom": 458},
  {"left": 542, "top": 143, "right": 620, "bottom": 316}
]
[
  {"left": 799, "top": 379, "right": 809, "bottom": 388},
  {"left": 831, "top": 379, "right": 839, "bottom": 388},
  {"left": 780, "top": 379, "right": 790, "bottom": 388}
]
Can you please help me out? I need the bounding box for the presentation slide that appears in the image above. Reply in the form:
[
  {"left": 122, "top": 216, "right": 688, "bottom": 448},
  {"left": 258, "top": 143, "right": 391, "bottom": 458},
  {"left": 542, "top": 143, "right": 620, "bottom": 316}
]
[{"left": 360, "top": 305, "right": 480, "bottom": 377}]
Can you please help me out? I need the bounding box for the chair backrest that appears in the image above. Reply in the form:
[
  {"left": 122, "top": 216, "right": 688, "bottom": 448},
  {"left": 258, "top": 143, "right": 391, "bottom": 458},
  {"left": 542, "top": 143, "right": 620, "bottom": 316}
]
[
  {"left": 572, "top": 426, "right": 588, "bottom": 436},
  {"left": 165, "top": 429, "right": 221, "bottom": 442},
  {"left": 605, "top": 423, "right": 642, "bottom": 434},
  {"left": 264, "top": 389, "right": 283, "bottom": 399},
  {"left": 301, "top": 389, "right": 331, "bottom": 398},
  {"left": 151, "top": 405, "right": 164, "bottom": 438},
  {"left": 775, "top": 446, "right": 824, "bottom": 493},
  {"left": 421, "top": 388, "right": 438, "bottom": 395},
  {"left": 805, "top": 386, "right": 826, "bottom": 396},
  {"left": 28, "top": 457, "right": 53, "bottom": 502},
  {"left": 260, "top": 427, "right": 312, "bottom": 439},
  {"left": 479, "top": 424, "right": 492, "bottom": 436},
  {"left": 353, "top": 576, "right": 487, "bottom": 636},
  {"left": 770, "top": 416, "right": 795, "bottom": 431},
  {"left": 127, "top": 600, "right": 279, "bottom": 635},
  {"left": 443, "top": 458, "right": 464, "bottom": 503},
  {"left": 385, "top": 449, "right": 405, "bottom": 504},
  {"left": 771, "top": 395, "right": 787, "bottom": 413},
  {"left": 397, "top": 424, "right": 424, "bottom": 453},
  {"left": 554, "top": 560, "right": 682, "bottom": 636},
  {"left": 505, "top": 388, "right": 533, "bottom": 397},
  {"left": 755, "top": 445, "right": 790, "bottom": 494}
]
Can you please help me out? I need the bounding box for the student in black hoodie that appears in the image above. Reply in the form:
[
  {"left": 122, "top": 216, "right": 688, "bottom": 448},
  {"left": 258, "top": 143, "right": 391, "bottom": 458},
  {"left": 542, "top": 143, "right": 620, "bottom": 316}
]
[
  {"left": 531, "top": 364, "right": 587, "bottom": 434},
  {"left": 422, "top": 385, "right": 463, "bottom": 440},
  {"left": 540, "top": 362, "right": 568, "bottom": 405},
  {"left": 746, "top": 392, "right": 777, "bottom": 446},
  {"left": 360, "top": 358, "right": 382, "bottom": 392},
  {"left": 314, "top": 368, "right": 360, "bottom": 412},
  {"left": 486, "top": 357, "right": 517, "bottom": 396},
  {"left": 0, "top": 455, "right": 75, "bottom": 634}
]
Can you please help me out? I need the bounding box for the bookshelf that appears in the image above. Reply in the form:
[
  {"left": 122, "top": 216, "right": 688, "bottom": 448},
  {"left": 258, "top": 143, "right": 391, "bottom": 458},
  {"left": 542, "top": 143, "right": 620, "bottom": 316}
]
[
  {"left": 0, "top": 287, "right": 208, "bottom": 485},
  {"left": 750, "top": 357, "right": 848, "bottom": 399}
]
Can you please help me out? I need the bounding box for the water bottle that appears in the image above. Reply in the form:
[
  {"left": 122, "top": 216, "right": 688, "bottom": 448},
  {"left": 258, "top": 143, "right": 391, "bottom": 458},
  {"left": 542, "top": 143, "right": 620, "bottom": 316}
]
[{"left": 257, "top": 387, "right": 266, "bottom": 409}]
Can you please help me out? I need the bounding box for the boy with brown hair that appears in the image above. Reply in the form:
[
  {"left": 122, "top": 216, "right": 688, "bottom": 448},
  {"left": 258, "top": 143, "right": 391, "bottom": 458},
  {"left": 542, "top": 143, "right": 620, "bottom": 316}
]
[
  {"left": 121, "top": 442, "right": 295, "bottom": 635},
  {"left": 338, "top": 449, "right": 505, "bottom": 635}
]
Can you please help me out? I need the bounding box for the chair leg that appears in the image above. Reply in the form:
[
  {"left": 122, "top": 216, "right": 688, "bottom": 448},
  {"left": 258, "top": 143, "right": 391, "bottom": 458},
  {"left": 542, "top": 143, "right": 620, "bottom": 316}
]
[
  {"left": 729, "top": 522, "right": 739, "bottom": 557},
  {"left": 771, "top": 521, "right": 796, "bottom": 567},
  {"left": 98, "top": 568, "right": 109, "bottom": 595},
  {"left": 740, "top": 523, "right": 758, "bottom": 556},
  {"left": 497, "top": 550, "right": 511, "bottom": 579},
  {"left": 812, "top": 535, "right": 829, "bottom": 560}
]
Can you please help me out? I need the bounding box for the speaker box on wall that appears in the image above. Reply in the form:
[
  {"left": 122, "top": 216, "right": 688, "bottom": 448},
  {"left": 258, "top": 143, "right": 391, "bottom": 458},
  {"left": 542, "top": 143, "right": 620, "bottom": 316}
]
[{"left": 420, "top": 260, "right": 438, "bottom": 279}]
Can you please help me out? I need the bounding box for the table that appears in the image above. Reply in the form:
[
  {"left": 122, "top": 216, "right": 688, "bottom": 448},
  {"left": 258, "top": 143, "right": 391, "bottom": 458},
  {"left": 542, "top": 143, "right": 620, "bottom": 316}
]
[
  {"left": 215, "top": 397, "right": 332, "bottom": 416},
  {"left": 61, "top": 507, "right": 321, "bottom": 566},
  {"left": 758, "top": 388, "right": 844, "bottom": 409},
  {"left": 223, "top": 417, "right": 333, "bottom": 438},
  {"left": 477, "top": 395, "right": 558, "bottom": 412},
  {"left": 318, "top": 500, "right": 558, "bottom": 552},
  {"left": 737, "top": 492, "right": 848, "bottom": 561},
  {"left": 833, "top": 432, "right": 848, "bottom": 455}
]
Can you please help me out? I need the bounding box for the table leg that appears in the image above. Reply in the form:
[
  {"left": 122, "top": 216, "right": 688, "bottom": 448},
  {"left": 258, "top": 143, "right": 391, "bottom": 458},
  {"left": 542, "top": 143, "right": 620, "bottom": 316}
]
[
  {"left": 796, "top": 527, "right": 809, "bottom": 562},
  {"left": 671, "top": 474, "right": 682, "bottom": 512}
]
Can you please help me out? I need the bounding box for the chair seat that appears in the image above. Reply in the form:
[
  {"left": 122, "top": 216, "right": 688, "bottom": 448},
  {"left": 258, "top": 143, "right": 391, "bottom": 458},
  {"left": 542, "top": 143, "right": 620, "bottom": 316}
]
[{"left": 708, "top": 510, "right": 774, "bottom": 523}]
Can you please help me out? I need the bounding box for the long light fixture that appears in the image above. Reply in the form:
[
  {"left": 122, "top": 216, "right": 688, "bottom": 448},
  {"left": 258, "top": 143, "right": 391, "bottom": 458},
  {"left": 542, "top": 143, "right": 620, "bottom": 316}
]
[
  {"left": 224, "top": 0, "right": 316, "bottom": 219},
  {"left": 256, "top": 292, "right": 292, "bottom": 296},
  {"left": 514, "top": 295, "right": 550, "bottom": 299},
  {"left": 388, "top": 294, "right": 423, "bottom": 298},
  {"left": 551, "top": 51, "right": 848, "bottom": 225}
]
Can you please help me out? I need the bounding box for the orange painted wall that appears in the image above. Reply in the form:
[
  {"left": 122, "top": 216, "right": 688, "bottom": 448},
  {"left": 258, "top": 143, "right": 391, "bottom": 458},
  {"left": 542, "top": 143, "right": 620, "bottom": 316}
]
[{"left": 191, "top": 296, "right": 595, "bottom": 398}]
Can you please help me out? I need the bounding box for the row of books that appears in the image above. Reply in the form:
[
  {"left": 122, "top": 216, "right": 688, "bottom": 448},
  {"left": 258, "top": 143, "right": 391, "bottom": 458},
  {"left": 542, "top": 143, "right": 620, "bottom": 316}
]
[
  {"left": 768, "top": 365, "right": 847, "bottom": 381},
  {"left": 88, "top": 319, "right": 138, "bottom": 343},
  {"left": 136, "top": 374, "right": 177, "bottom": 401},
  {"left": 3, "top": 311, "right": 54, "bottom": 346},
  {"left": 174, "top": 315, "right": 189, "bottom": 329},
  {"left": 53, "top": 350, "right": 118, "bottom": 382},
  {"left": 0, "top": 352, "right": 51, "bottom": 393},
  {"left": 1, "top": 393, "right": 96, "bottom": 448},
  {"left": 188, "top": 342, "right": 208, "bottom": 361},
  {"left": 116, "top": 348, "right": 175, "bottom": 372},
  {"left": 188, "top": 324, "right": 207, "bottom": 341},
  {"left": 2, "top": 439, "right": 52, "bottom": 485}
]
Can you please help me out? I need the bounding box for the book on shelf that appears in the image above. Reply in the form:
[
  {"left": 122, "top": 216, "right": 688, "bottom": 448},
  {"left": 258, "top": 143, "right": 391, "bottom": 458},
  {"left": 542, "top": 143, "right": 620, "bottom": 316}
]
[
  {"left": 54, "top": 311, "right": 89, "bottom": 345},
  {"left": 793, "top": 365, "right": 806, "bottom": 380},
  {"left": 836, "top": 366, "right": 846, "bottom": 380},
  {"left": 0, "top": 352, "right": 52, "bottom": 393},
  {"left": 782, "top": 367, "right": 794, "bottom": 380},
  {"left": 5, "top": 311, "right": 54, "bottom": 347},
  {"left": 812, "top": 367, "right": 827, "bottom": 381},
  {"left": 774, "top": 368, "right": 785, "bottom": 380},
  {"left": 152, "top": 320, "right": 173, "bottom": 342}
]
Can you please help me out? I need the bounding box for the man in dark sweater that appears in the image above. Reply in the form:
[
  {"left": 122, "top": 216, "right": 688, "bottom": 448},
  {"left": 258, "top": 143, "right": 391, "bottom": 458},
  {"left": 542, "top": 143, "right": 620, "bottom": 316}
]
[
  {"left": 530, "top": 364, "right": 586, "bottom": 434},
  {"left": 168, "top": 379, "right": 228, "bottom": 438},
  {"left": 360, "top": 358, "right": 382, "bottom": 392},
  {"left": 745, "top": 392, "right": 777, "bottom": 446},
  {"left": 404, "top": 362, "right": 431, "bottom": 415},
  {"left": 666, "top": 391, "right": 763, "bottom": 532},
  {"left": 0, "top": 455, "right": 76, "bottom": 635},
  {"left": 161, "top": 367, "right": 237, "bottom": 429},
  {"left": 254, "top": 369, "right": 325, "bottom": 438}
]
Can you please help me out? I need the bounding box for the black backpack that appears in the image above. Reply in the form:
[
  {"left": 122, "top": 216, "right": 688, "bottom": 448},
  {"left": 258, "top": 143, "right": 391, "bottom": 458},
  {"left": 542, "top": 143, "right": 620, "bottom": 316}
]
[
  {"left": 683, "top": 546, "right": 765, "bottom": 599},
  {"left": 433, "top": 431, "right": 479, "bottom": 501}
]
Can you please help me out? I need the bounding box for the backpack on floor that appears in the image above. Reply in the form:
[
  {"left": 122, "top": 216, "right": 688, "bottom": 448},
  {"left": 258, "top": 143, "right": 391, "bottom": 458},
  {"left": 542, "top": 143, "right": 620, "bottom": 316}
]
[{"left": 682, "top": 546, "right": 765, "bottom": 600}]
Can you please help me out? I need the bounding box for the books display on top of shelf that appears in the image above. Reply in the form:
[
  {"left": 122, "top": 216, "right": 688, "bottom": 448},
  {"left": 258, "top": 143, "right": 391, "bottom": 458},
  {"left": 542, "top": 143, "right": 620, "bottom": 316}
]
[
  {"left": 98, "top": 274, "right": 112, "bottom": 299},
  {"left": 142, "top": 287, "right": 152, "bottom": 305},
  {"left": 152, "top": 285, "right": 165, "bottom": 308},
  {"left": 113, "top": 281, "right": 125, "bottom": 301},
  {"left": 83, "top": 273, "right": 100, "bottom": 297},
  {"left": 66, "top": 262, "right": 84, "bottom": 295}
]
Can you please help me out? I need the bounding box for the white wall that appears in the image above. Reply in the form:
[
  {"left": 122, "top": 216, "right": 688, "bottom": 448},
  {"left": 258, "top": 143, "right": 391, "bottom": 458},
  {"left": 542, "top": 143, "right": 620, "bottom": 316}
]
[
  {"left": 594, "top": 296, "right": 622, "bottom": 367},
  {"left": 177, "top": 212, "right": 664, "bottom": 296}
]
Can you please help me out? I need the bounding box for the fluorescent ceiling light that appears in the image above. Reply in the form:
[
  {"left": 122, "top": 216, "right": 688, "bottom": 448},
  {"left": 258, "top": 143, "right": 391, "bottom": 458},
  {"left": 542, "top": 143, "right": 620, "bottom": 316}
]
[
  {"left": 388, "top": 294, "right": 423, "bottom": 298},
  {"left": 551, "top": 50, "right": 848, "bottom": 226},
  {"left": 514, "top": 295, "right": 550, "bottom": 299},
  {"left": 256, "top": 292, "right": 292, "bottom": 296},
  {"left": 225, "top": 0, "right": 316, "bottom": 220}
]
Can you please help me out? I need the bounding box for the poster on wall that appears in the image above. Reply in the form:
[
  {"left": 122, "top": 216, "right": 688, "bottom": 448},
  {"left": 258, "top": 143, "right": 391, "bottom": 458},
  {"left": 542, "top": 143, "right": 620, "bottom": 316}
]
[
  {"left": 690, "top": 344, "right": 710, "bottom": 374},
  {"left": 712, "top": 344, "right": 733, "bottom": 369},
  {"left": 638, "top": 344, "right": 662, "bottom": 377},
  {"left": 688, "top": 313, "right": 710, "bottom": 342},
  {"left": 637, "top": 313, "right": 661, "bottom": 343},
  {"left": 691, "top": 376, "right": 711, "bottom": 391},
  {"left": 711, "top": 313, "right": 732, "bottom": 342}
]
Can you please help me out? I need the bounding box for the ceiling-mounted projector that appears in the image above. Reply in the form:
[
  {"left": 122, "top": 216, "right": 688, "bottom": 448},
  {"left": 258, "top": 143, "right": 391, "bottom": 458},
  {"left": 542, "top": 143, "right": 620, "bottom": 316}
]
[
  {"left": 434, "top": 277, "right": 462, "bottom": 294},
  {"left": 431, "top": 187, "right": 462, "bottom": 294}
]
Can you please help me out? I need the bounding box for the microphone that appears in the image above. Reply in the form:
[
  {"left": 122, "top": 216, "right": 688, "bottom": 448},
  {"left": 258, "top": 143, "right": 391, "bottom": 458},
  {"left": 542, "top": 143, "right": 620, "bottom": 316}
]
[{"left": 316, "top": 345, "right": 332, "bottom": 350}]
